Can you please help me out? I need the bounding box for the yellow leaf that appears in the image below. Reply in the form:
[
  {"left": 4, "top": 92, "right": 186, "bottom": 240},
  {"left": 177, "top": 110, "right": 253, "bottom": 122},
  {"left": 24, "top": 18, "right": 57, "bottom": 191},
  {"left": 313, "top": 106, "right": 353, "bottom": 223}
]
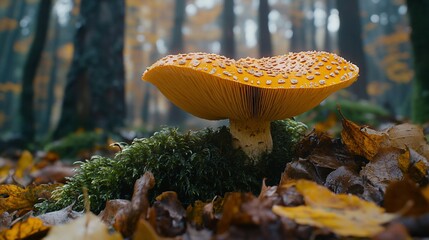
[
  {"left": 15, "top": 150, "right": 33, "bottom": 178},
  {"left": 341, "top": 118, "right": 386, "bottom": 160},
  {"left": 273, "top": 180, "right": 396, "bottom": 237},
  {"left": 44, "top": 212, "right": 123, "bottom": 240},
  {"left": 0, "top": 184, "right": 61, "bottom": 215},
  {"left": 0, "top": 217, "right": 49, "bottom": 239},
  {"left": 133, "top": 219, "right": 161, "bottom": 240}
]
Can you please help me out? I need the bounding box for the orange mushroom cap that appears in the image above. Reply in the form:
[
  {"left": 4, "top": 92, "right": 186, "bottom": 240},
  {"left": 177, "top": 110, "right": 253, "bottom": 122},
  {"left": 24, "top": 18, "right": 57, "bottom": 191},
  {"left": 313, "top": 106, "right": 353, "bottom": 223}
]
[{"left": 142, "top": 51, "right": 358, "bottom": 122}]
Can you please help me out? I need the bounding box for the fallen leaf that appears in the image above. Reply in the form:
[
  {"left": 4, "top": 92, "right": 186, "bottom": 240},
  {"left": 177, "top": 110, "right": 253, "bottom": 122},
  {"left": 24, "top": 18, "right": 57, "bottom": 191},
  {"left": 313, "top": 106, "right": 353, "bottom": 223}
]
[
  {"left": 0, "top": 184, "right": 61, "bottom": 215},
  {"left": 0, "top": 211, "right": 15, "bottom": 231},
  {"left": 31, "top": 164, "right": 75, "bottom": 184},
  {"left": 38, "top": 204, "right": 82, "bottom": 225},
  {"left": 360, "top": 147, "right": 407, "bottom": 192},
  {"left": 113, "top": 172, "right": 155, "bottom": 237},
  {"left": 384, "top": 179, "right": 429, "bottom": 216},
  {"left": 273, "top": 180, "right": 396, "bottom": 237},
  {"left": 341, "top": 117, "right": 387, "bottom": 160},
  {"left": 15, "top": 150, "right": 33, "bottom": 178},
  {"left": 373, "top": 222, "right": 411, "bottom": 240},
  {"left": 387, "top": 123, "right": 429, "bottom": 160},
  {"left": 133, "top": 218, "right": 163, "bottom": 240},
  {"left": 325, "top": 166, "right": 383, "bottom": 204},
  {"left": 0, "top": 217, "right": 49, "bottom": 240},
  {"left": 99, "top": 199, "right": 130, "bottom": 226},
  {"left": 150, "top": 191, "right": 187, "bottom": 237},
  {"left": 282, "top": 159, "right": 324, "bottom": 184},
  {"left": 186, "top": 200, "right": 206, "bottom": 229},
  {"left": 44, "top": 212, "right": 122, "bottom": 240},
  {"left": 216, "top": 192, "right": 254, "bottom": 234}
]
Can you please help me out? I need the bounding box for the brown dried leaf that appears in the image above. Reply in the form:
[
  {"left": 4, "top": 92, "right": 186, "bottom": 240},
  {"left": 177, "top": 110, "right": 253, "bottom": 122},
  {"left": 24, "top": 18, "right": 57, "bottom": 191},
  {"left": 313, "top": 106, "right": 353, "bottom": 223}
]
[
  {"left": 373, "top": 223, "right": 411, "bottom": 240},
  {"left": 325, "top": 166, "right": 383, "bottom": 204},
  {"left": 31, "top": 164, "right": 75, "bottom": 184},
  {"left": 341, "top": 118, "right": 387, "bottom": 160},
  {"left": 113, "top": 172, "right": 155, "bottom": 237},
  {"left": 216, "top": 192, "right": 255, "bottom": 234},
  {"left": 99, "top": 199, "right": 130, "bottom": 226},
  {"left": 282, "top": 159, "right": 324, "bottom": 184},
  {"left": 384, "top": 178, "right": 429, "bottom": 216},
  {"left": 360, "top": 147, "right": 407, "bottom": 192},
  {"left": 151, "top": 191, "right": 187, "bottom": 237},
  {"left": 387, "top": 123, "right": 429, "bottom": 160},
  {"left": 186, "top": 200, "right": 206, "bottom": 229}
]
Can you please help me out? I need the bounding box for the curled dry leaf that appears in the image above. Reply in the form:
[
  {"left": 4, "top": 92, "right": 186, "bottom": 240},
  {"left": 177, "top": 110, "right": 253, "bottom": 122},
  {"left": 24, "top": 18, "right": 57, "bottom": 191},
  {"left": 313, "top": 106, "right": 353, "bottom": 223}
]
[
  {"left": 387, "top": 123, "right": 429, "bottom": 160},
  {"left": 151, "top": 191, "right": 187, "bottom": 237},
  {"left": 0, "top": 217, "right": 49, "bottom": 240},
  {"left": 0, "top": 183, "right": 62, "bottom": 215},
  {"left": 113, "top": 172, "right": 155, "bottom": 237},
  {"left": 99, "top": 199, "right": 130, "bottom": 226},
  {"left": 273, "top": 180, "right": 396, "bottom": 237},
  {"left": 341, "top": 117, "right": 387, "bottom": 161}
]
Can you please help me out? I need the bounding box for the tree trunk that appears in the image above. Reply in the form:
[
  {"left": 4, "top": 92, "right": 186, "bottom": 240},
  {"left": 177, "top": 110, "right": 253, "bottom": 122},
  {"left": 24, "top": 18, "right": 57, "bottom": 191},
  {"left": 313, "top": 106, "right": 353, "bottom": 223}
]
[
  {"left": 336, "top": 0, "right": 368, "bottom": 99},
  {"left": 43, "top": 17, "right": 61, "bottom": 135},
  {"left": 53, "top": 0, "right": 125, "bottom": 139},
  {"left": 258, "top": 0, "right": 272, "bottom": 57},
  {"left": 221, "top": 0, "right": 235, "bottom": 58},
  {"left": 407, "top": 0, "right": 429, "bottom": 123},
  {"left": 290, "top": 1, "right": 306, "bottom": 52},
  {"left": 19, "top": 0, "right": 52, "bottom": 144},
  {"left": 167, "top": 0, "right": 188, "bottom": 126}
]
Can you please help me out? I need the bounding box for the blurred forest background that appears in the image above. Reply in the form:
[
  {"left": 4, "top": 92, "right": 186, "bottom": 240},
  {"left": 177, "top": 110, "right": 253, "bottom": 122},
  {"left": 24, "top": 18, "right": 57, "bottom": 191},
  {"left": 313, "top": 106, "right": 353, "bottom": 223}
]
[{"left": 0, "top": 0, "right": 424, "bottom": 146}]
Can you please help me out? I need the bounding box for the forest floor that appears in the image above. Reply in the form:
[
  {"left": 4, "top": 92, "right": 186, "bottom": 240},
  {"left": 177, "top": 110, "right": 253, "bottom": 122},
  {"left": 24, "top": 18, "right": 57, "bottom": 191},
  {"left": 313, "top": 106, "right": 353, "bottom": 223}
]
[{"left": 0, "top": 115, "right": 429, "bottom": 240}]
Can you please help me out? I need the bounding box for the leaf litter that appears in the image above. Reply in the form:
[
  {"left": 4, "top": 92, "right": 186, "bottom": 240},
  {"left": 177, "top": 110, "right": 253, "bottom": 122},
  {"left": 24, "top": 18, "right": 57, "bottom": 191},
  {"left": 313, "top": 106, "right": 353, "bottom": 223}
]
[{"left": 1, "top": 114, "right": 429, "bottom": 239}]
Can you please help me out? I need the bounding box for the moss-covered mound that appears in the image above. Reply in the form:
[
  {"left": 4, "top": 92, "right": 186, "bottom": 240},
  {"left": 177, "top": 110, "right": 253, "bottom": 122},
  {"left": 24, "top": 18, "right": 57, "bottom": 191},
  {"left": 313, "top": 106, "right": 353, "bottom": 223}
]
[{"left": 42, "top": 119, "right": 306, "bottom": 213}]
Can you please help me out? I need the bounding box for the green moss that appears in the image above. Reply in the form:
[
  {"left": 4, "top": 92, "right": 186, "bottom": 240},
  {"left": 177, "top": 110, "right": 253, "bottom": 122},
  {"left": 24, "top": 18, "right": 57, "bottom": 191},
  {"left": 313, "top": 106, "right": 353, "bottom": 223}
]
[{"left": 39, "top": 119, "right": 306, "bottom": 213}]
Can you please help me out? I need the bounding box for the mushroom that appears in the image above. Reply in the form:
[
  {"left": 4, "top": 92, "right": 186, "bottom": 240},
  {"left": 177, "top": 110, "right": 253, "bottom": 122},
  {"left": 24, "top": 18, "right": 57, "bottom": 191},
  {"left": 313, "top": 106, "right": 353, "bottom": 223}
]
[{"left": 142, "top": 51, "right": 359, "bottom": 162}]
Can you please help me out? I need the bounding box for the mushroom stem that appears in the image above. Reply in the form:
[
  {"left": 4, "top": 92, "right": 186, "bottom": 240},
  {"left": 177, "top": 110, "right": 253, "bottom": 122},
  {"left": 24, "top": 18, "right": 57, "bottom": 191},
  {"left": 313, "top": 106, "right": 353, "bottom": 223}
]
[{"left": 229, "top": 119, "right": 272, "bottom": 162}]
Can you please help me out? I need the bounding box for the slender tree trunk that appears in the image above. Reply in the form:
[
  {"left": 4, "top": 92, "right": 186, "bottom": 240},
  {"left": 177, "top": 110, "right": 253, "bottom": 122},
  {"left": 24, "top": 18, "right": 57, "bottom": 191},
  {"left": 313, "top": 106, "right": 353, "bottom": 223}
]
[
  {"left": 167, "top": 0, "right": 187, "bottom": 126},
  {"left": 221, "top": 0, "right": 235, "bottom": 58},
  {"left": 43, "top": 17, "right": 61, "bottom": 135},
  {"left": 53, "top": 0, "right": 125, "bottom": 139},
  {"left": 19, "top": 0, "right": 52, "bottom": 143},
  {"left": 258, "top": 0, "right": 272, "bottom": 57},
  {"left": 290, "top": 1, "right": 305, "bottom": 52},
  {"left": 0, "top": 1, "right": 26, "bottom": 132},
  {"left": 336, "top": 0, "right": 368, "bottom": 99},
  {"left": 407, "top": 0, "right": 429, "bottom": 123},
  {"left": 324, "top": 0, "right": 334, "bottom": 51}
]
